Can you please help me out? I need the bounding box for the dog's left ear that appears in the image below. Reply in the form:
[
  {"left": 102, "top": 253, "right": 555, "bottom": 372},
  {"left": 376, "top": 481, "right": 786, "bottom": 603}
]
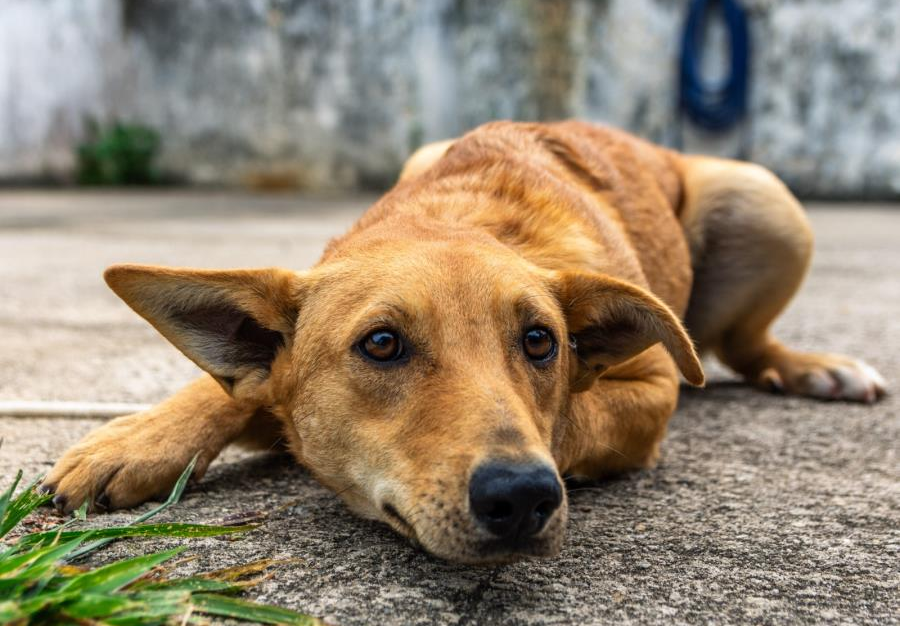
[
  {"left": 554, "top": 271, "right": 704, "bottom": 392},
  {"left": 104, "top": 264, "right": 304, "bottom": 401}
]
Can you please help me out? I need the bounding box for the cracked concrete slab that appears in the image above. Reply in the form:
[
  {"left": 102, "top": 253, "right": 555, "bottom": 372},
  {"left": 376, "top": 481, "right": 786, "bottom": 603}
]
[{"left": 1, "top": 192, "right": 897, "bottom": 625}]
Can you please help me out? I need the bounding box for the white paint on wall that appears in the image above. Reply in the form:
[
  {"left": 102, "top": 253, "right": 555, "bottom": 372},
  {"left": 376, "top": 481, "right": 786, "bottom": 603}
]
[{"left": 0, "top": 0, "right": 122, "bottom": 179}]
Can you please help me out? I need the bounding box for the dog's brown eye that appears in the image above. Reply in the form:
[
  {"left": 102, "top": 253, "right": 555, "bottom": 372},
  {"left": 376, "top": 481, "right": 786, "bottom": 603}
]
[
  {"left": 360, "top": 330, "right": 403, "bottom": 362},
  {"left": 523, "top": 327, "right": 556, "bottom": 362}
]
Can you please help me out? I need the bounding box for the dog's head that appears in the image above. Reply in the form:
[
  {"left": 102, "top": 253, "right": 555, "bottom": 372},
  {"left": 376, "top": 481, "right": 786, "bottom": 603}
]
[{"left": 105, "top": 223, "right": 701, "bottom": 563}]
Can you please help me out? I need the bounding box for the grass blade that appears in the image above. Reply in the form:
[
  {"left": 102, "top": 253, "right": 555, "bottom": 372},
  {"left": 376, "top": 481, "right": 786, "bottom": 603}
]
[
  {"left": 0, "top": 470, "right": 22, "bottom": 535},
  {"left": 202, "top": 558, "right": 299, "bottom": 583},
  {"left": 0, "top": 461, "right": 326, "bottom": 626},
  {"left": 0, "top": 535, "right": 87, "bottom": 576},
  {"left": 57, "top": 592, "right": 142, "bottom": 618},
  {"left": 0, "top": 472, "right": 51, "bottom": 538},
  {"left": 132, "top": 453, "right": 199, "bottom": 525},
  {"left": 20, "top": 522, "right": 252, "bottom": 549},
  {"left": 65, "top": 454, "right": 200, "bottom": 561},
  {"left": 100, "top": 592, "right": 192, "bottom": 626},
  {"left": 135, "top": 577, "right": 238, "bottom": 593},
  {"left": 60, "top": 547, "right": 185, "bottom": 594},
  {"left": 14, "top": 588, "right": 81, "bottom": 619},
  {"left": 0, "top": 600, "right": 25, "bottom": 624},
  {"left": 193, "top": 593, "right": 326, "bottom": 625}
]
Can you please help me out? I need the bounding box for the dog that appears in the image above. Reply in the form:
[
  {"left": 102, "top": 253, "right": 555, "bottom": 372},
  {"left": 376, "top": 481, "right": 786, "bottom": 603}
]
[{"left": 43, "top": 121, "right": 886, "bottom": 563}]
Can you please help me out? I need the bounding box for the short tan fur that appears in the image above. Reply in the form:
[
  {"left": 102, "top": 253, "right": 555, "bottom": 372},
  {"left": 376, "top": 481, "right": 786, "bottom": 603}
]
[{"left": 45, "top": 121, "right": 885, "bottom": 563}]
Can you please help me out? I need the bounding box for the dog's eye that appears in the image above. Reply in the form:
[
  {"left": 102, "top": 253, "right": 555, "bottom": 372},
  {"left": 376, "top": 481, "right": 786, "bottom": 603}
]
[
  {"left": 523, "top": 327, "right": 556, "bottom": 363},
  {"left": 359, "top": 329, "right": 404, "bottom": 362}
]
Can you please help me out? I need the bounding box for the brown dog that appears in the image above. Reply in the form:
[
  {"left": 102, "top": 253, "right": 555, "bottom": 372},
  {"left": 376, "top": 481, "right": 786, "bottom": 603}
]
[{"left": 44, "top": 121, "right": 886, "bottom": 563}]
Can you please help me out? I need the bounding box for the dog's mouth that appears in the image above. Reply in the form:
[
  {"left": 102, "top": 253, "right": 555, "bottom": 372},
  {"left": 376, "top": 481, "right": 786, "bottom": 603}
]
[
  {"left": 382, "top": 502, "right": 419, "bottom": 543},
  {"left": 380, "top": 500, "right": 565, "bottom": 563},
  {"left": 472, "top": 510, "right": 567, "bottom": 563}
]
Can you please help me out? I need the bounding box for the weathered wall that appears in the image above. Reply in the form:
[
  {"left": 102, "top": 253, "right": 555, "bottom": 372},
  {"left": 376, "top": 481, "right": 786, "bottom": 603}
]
[{"left": 1, "top": 0, "right": 898, "bottom": 197}]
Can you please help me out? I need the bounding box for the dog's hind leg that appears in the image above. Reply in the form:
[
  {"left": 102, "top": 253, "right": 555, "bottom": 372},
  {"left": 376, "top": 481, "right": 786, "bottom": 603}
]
[
  {"left": 42, "top": 375, "right": 282, "bottom": 513},
  {"left": 678, "top": 156, "right": 885, "bottom": 402},
  {"left": 398, "top": 139, "right": 456, "bottom": 182}
]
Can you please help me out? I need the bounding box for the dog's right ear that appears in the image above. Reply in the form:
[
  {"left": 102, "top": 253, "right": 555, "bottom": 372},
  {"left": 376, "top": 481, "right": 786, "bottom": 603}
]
[
  {"left": 104, "top": 264, "right": 305, "bottom": 401},
  {"left": 554, "top": 271, "right": 704, "bottom": 392}
]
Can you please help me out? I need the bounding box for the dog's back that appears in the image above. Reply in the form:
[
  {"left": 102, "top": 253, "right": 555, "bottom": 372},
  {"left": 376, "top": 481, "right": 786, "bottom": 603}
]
[{"left": 333, "top": 121, "right": 694, "bottom": 315}]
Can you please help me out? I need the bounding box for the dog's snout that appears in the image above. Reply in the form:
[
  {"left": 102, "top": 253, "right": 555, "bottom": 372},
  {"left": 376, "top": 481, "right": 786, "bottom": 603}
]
[{"left": 469, "top": 461, "right": 562, "bottom": 540}]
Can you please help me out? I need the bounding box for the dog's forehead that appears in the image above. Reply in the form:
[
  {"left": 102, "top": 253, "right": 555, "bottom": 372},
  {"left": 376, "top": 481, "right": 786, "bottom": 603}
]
[
  {"left": 339, "top": 240, "right": 545, "bottom": 294},
  {"left": 314, "top": 240, "right": 561, "bottom": 326}
]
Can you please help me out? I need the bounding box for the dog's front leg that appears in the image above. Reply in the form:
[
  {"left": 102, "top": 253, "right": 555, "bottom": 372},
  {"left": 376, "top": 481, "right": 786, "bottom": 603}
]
[
  {"left": 558, "top": 347, "right": 681, "bottom": 479},
  {"left": 43, "top": 375, "right": 276, "bottom": 513}
]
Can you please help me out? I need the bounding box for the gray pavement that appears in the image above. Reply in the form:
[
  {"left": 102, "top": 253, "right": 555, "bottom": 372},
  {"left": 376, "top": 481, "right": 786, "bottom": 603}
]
[{"left": 1, "top": 192, "right": 898, "bottom": 625}]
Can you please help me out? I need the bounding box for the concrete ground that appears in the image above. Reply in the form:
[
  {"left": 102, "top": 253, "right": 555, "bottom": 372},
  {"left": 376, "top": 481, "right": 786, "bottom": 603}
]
[{"left": 0, "top": 191, "right": 898, "bottom": 625}]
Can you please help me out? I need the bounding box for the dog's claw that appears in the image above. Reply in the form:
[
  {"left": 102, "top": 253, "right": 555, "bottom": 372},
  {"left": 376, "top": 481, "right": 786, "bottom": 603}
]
[
  {"left": 95, "top": 493, "right": 111, "bottom": 511},
  {"left": 51, "top": 493, "right": 68, "bottom": 513},
  {"left": 759, "top": 368, "right": 784, "bottom": 393}
]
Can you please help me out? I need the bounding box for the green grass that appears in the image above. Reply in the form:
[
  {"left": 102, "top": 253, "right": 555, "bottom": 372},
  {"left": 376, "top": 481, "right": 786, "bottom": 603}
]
[
  {"left": 0, "top": 458, "right": 325, "bottom": 625},
  {"left": 76, "top": 120, "right": 162, "bottom": 186}
]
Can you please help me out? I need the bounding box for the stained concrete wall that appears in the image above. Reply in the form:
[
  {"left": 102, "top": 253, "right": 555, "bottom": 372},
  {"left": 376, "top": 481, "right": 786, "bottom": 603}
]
[{"left": 1, "top": 0, "right": 898, "bottom": 196}]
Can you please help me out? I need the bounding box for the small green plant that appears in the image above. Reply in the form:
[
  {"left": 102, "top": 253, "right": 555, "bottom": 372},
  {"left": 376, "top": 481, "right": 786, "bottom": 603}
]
[
  {"left": 0, "top": 458, "right": 324, "bottom": 625},
  {"left": 77, "top": 120, "right": 162, "bottom": 186}
]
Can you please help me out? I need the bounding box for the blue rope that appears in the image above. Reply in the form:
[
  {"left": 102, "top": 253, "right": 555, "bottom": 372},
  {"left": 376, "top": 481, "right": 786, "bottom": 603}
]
[{"left": 679, "top": 0, "right": 750, "bottom": 132}]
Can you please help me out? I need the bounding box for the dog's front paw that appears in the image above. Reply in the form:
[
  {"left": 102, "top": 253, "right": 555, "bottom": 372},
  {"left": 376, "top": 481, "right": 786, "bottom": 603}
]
[
  {"left": 757, "top": 352, "right": 887, "bottom": 403},
  {"left": 42, "top": 413, "right": 208, "bottom": 514}
]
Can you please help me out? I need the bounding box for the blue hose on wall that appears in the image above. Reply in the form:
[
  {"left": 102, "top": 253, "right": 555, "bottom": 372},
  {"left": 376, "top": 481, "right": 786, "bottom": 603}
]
[{"left": 679, "top": 0, "right": 750, "bottom": 132}]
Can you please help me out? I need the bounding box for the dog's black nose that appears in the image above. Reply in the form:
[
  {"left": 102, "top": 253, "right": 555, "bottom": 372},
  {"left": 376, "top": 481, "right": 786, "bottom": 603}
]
[{"left": 469, "top": 461, "right": 562, "bottom": 539}]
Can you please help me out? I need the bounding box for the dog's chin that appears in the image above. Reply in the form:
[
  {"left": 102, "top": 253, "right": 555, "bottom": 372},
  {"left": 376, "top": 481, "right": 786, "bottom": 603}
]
[
  {"left": 416, "top": 530, "right": 566, "bottom": 565},
  {"left": 384, "top": 511, "right": 566, "bottom": 564},
  {"left": 467, "top": 533, "right": 565, "bottom": 564},
  {"left": 381, "top": 503, "right": 420, "bottom": 543},
  {"left": 377, "top": 498, "right": 568, "bottom": 564}
]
